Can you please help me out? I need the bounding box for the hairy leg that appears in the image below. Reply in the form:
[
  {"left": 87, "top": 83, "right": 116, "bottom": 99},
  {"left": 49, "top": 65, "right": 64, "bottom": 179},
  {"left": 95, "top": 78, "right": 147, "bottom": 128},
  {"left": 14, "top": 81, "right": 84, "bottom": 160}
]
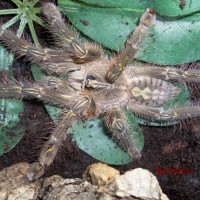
[
  {"left": 106, "top": 9, "right": 156, "bottom": 82},
  {"left": 27, "top": 110, "right": 76, "bottom": 181},
  {"left": 127, "top": 64, "right": 200, "bottom": 82},
  {"left": 0, "top": 79, "right": 79, "bottom": 107},
  {"left": 128, "top": 102, "right": 200, "bottom": 122},
  {"left": 104, "top": 108, "right": 141, "bottom": 159},
  {"left": 0, "top": 28, "right": 72, "bottom": 63},
  {"left": 27, "top": 92, "right": 96, "bottom": 180},
  {"left": 42, "top": 3, "right": 102, "bottom": 62},
  {"left": 40, "top": 62, "right": 81, "bottom": 75},
  {"left": 0, "top": 27, "right": 84, "bottom": 76}
]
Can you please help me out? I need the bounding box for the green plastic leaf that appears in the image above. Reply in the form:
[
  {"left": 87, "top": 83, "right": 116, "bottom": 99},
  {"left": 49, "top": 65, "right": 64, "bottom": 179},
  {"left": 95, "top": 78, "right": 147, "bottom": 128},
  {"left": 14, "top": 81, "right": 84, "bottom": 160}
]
[
  {"left": 69, "top": 119, "right": 131, "bottom": 165},
  {"left": 58, "top": 0, "right": 145, "bottom": 51},
  {"left": 31, "top": 65, "right": 144, "bottom": 164},
  {"left": 0, "top": 46, "right": 24, "bottom": 156},
  {"left": 68, "top": 111, "right": 144, "bottom": 165},
  {"left": 64, "top": 0, "right": 147, "bottom": 9},
  {"left": 58, "top": 0, "right": 200, "bottom": 65},
  {"left": 148, "top": 0, "right": 200, "bottom": 17},
  {"left": 67, "top": 0, "right": 200, "bottom": 17},
  {"left": 137, "top": 15, "right": 200, "bottom": 64}
]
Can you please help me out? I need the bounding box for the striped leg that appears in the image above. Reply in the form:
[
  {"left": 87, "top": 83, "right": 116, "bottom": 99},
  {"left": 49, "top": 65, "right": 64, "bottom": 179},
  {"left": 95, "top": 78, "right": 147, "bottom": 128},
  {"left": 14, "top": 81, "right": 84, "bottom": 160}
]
[
  {"left": 127, "top": 64, "right": 200, "bottom": 82},
  {"left": 27, "top": 110, "right": 76, "bottom": 181},
  {"left": 104, "top": 108, "right": 141, "bottom": 159},
  {"left": 128, "top": 102, "right": 200, "bottom": 122},
  {"left": 0, "top": 80, "right": 78, "bottom": 107},
  {"left": 0, "top": 27, "right": 83, "bottom": 75},
  {"left": 106, "top": 9, "right": 156, "bottom": 82},
  {"left": 40, "top": 62, "right": 81, "bottom": 75},
  {"left": 42, "top": 3, "right": 102, "bottom": 62},
  {"left": 0, "top": 28, "right": 72, "bottom": 63},
  {"left": 27, "top": 93, "right": 96, "bottom": 180},
  {"left": 0, "top": 77, "right": 95, "bottom": 109}
]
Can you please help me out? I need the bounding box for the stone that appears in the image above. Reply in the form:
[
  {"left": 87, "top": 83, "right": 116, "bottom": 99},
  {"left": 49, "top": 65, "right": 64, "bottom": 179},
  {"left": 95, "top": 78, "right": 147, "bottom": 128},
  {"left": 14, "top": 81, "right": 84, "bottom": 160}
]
[
  {"left": 0, "top": 163, "right": 168, "bottom": 200},
  {"left": 100, "top": 168, "right": 169, "bottom": 200},
  {"left": 0, "top": 162, "right": 99, "bottom": 200},
  {"left": 87, "top": 162, "right": 120, "bottom": 187},
  {"left": 41, "top": 175, "right": 98, "bottom": 200},
  {"left": 0, "top": 162, "right": 40, "bottom": 200}
]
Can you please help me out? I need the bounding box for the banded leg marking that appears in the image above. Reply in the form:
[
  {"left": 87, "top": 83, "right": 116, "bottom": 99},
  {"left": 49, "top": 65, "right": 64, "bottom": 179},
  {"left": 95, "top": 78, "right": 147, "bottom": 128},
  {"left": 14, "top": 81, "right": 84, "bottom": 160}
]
[
  {"left": 27, "top": 92, "right": 96, "bottom": 180},
  {"left": 0, "top": 28, "right": 72, "bottom": 63},
  {"left": 27, "top": 110, "right": 76, "bottom": 181},
  {"left": 0, "top": 82, "right": 77, "bottom": 107},
  {"left": 42, "top": 3, "right": 102, "bottom": 62},
  {"left": 104, "top": 108, "right": 141, "bottom": 158},
  {"left": 106, "top": 9, "right": 156, "bottom": 82},
  {"left": 128, "top": 103, "right": 200, "bottom": 122},
  {"left": 128, "top": 65, "right": 200, "bottom": 82}
]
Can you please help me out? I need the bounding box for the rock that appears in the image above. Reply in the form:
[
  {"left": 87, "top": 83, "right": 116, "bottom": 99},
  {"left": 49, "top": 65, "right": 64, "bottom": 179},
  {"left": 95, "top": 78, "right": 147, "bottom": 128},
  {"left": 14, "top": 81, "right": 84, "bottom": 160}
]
[
  {"left": 0, "top": 162, "right": 98, "bottom": 200},
  {"left": 41, "top": 175, "right": 98, "bottom": 200},
  {"left": 0, "top": 162, "right": 40, "bottom": 200},
  {"left": 87, "top": 162, "right": 120, "bottom": 187},
  {"left": 100, "top": 168, "right": 169, "bottom": 200},
  {"left": 0, "top": 163, "right": 168, "bottom": 200}
]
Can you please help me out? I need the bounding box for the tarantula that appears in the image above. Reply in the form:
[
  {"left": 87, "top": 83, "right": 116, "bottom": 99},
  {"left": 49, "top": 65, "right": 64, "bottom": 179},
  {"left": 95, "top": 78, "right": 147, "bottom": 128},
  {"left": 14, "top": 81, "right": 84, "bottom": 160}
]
[{"left": 0, "top": 3, "right": 200, "bottom": 181}]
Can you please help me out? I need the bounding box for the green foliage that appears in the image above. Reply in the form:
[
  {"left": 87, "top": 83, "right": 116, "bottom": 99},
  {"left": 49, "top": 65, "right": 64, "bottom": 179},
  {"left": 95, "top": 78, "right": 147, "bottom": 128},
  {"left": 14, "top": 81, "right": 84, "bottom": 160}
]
[
  {"left": 58, "top": 0, "right": 200, "bottom": 64},
  {"left": 68, "top": 116, "right": 143, "bottom": 165},
  {"left": 0, "top": 46, "right": 24, "bottom": 156},
  {"left": 148, "top": 0, "right": 200, "bottom": 17},
  {"left": 0, "top": 0, "right": 44, "bottom": 47}
]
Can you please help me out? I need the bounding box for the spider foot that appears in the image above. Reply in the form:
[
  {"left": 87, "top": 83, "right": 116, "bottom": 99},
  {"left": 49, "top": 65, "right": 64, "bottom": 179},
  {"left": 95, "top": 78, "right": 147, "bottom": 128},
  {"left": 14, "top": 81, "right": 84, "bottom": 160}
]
[{"left": 27, "top": 162, "right": 46, "bottom": 181}]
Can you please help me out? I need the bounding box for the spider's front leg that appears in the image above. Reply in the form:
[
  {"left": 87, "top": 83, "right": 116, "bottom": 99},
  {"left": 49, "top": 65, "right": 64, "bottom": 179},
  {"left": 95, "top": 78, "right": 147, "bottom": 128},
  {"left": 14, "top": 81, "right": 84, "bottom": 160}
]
[
  {"left": 104, "top": 108, "right": 141, "bottom": 159},
  {"left": 0, "top": 27, "right": 82, "bottom": 75},
  {"left": 106, "top": 9, "right": 156, "bottom": 83},
  {"left": 0, "top": 28, "right": 74, "bottom": 63},
  {"left": 42, "top": 3, "right": 102, "bottom": 63}
]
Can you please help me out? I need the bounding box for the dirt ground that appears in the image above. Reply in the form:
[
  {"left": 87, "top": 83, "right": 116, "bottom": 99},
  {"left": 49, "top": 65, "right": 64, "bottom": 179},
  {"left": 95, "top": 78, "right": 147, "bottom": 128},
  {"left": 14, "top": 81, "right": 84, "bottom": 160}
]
[{"left": 0, "top": 1, "right": 200, "bottom": 200}]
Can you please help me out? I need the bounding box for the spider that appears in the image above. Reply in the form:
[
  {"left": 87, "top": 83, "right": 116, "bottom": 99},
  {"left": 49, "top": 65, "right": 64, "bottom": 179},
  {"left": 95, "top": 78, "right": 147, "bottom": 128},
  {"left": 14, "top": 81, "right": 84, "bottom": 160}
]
[{"left": 0, "top": 3, "right": 200, "bottom": 181}]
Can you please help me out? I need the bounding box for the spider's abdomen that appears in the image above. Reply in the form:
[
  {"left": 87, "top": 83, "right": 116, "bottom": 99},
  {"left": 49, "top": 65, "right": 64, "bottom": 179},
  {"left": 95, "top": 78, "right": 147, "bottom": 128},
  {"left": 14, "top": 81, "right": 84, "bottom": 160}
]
[{"left": 127, "top": 76, "right": 180, "bottom": 107}]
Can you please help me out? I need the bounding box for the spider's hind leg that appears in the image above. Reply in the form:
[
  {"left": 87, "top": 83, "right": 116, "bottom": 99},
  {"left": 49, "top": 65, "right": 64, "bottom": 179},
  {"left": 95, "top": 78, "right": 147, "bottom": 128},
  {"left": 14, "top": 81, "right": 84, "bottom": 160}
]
[
  {"left": 104, "top": 108, "right": 142, "bottom": 159},
  {"left": 128, "top": 103, "right": 200, "bottom": 122},
  {"left": 128, "top": 64, "right": 200, "bottom": 82},
  {"left": 27, "top": 110, "right": 76, "bottom": 181},
  {"left": 27, "top": 92, "right": 96, "bottom": 180}
]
